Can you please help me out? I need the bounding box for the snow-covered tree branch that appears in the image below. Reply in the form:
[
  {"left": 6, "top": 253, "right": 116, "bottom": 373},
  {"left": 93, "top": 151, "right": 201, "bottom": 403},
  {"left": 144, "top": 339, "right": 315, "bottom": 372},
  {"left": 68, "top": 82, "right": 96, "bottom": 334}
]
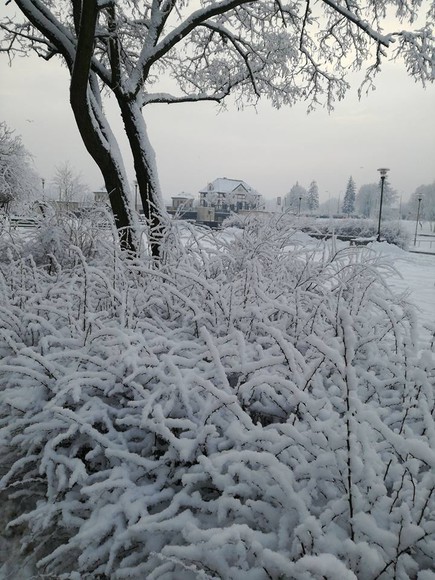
[
  {"left": 1, "top": 0, "right": 433, "bottom": 256},
  {"left": 0, "top": 121, "right": 38, "bottom": 212}
]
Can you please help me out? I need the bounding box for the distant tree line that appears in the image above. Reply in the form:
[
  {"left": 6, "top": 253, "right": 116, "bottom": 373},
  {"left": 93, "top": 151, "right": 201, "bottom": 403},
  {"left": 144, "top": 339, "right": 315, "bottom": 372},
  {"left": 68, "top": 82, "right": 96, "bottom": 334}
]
[
  {"left": 405, "top": 183, "right": 435, "bottom": 223},
  {"left": 0, "top": 121, "right": 92, "bottom": 213},
  {"left": 287, "top": 175, "right": 435, "bottom": 225},
  {"left": 284, "top": 181, "right": 319, "bottom": 213}
]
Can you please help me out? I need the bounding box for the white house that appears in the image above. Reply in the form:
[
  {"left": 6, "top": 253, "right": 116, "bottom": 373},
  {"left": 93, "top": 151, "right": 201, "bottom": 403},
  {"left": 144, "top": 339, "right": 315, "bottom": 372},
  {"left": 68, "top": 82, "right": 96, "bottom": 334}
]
[
  {"left": 199, "top": 178, "right": 262, "bottom": 212},
  {"left": 171, "top": 194, "right": 194, "bottom": 210},
  {"left": 94, "top": 188, "right": 109, "bottom": 204}
]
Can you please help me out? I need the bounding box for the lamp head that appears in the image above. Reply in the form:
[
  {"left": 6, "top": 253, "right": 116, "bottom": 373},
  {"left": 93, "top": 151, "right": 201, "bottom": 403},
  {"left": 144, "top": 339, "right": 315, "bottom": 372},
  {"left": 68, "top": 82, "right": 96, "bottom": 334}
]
[{"left": 377, "top": 168, "right": 390, "bottom": 178}]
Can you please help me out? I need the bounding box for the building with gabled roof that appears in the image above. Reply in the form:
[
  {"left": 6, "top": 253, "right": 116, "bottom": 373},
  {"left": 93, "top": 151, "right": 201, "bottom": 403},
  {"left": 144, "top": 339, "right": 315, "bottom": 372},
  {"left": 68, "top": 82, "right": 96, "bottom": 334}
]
[{"left": 199, "top": 177, "right": 262, "bottom": 212}]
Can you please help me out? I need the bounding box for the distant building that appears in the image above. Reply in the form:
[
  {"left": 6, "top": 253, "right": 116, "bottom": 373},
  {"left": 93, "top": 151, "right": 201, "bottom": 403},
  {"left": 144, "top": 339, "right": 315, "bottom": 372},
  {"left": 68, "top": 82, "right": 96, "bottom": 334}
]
[
  {"left": 166, "top": 194, "right": 197, "bottom": 221},
  {"left": 94, "top": 188, "right": 109, "bottom": 204},
  {"left": 199, "top": 178, "right": 262, "bottom": 212},
  {"left": 171, "top": 195, "right": 194, "bottom": 210},
  {"left": 165, "top": 179, "right": 264, "bottom": 227}
]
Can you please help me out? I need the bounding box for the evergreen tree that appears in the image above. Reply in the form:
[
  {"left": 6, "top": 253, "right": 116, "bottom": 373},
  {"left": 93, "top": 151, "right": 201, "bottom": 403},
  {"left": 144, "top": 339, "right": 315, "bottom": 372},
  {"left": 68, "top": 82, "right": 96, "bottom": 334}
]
[
  {"left": 285, "top": 182, "right": 307, "bottom": 213},
  {"left": 342, "top": 176, "right": 356, "bottom": 215},
  {"left": 307, "top": 181, "right": 319, "bottom": 212}
]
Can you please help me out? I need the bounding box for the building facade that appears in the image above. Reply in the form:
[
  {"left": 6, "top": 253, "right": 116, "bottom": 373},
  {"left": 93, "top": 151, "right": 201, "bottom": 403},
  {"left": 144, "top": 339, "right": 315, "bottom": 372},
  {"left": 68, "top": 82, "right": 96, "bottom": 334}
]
[{"left": 199, "top": 178, "right": 262, "bottom": 212}]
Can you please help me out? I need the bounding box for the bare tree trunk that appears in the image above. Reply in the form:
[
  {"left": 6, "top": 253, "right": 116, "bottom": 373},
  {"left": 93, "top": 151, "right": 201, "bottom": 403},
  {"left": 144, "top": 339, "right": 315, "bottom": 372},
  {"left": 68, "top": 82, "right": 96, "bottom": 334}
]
[
  {"left": 118, "top": 99, "right": 165, "bottom": 260},
  {"left": 70, "top": 0, "right": 137, "bottom": 254}
]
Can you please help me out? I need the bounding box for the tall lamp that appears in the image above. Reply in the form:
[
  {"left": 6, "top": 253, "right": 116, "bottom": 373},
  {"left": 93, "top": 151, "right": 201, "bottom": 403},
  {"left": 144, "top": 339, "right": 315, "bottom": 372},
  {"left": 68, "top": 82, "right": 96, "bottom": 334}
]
[
  {"left": 413, "top": 194, "right": 423, "bottom": 246},
  {"left": 377, "top": 168, "right": 389, "bottom": 242}
]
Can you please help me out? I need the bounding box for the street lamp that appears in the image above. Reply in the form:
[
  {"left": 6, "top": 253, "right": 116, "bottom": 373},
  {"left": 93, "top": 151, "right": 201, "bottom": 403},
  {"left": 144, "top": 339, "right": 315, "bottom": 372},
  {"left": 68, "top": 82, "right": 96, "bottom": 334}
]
[
  {"left": 376, "top": 167, "right": 389, "bottom": 242},
  {"left": 41, "top": 178, "right": 45, "bottom": 201},
  {"left": 413, "top": 194, "right": 423, "bottom": 246},
  {"left": 134, "top": 180, "right": 138, "bottom": 212},
  {"left": 298, "top": 195, "right": 302, "bottom": 215}
]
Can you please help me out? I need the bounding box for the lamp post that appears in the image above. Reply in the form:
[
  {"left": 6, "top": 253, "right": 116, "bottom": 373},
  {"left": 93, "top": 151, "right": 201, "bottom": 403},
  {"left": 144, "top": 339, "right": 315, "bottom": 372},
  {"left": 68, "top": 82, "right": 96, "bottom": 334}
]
[
  {"left": 41, "top": 178, "right": 45, "bottom": 201},
  {"left": 376, "top": 168, "right": 389, "bottom": 242},
  {"left": 413, "top": 194, "right": 423, "bottom": 246},
  {"left": 298, "top": 195, "right": 302, "bottom": 215},
  {"left": 134, "top": 181, "right": 138, "bottom": 213}
]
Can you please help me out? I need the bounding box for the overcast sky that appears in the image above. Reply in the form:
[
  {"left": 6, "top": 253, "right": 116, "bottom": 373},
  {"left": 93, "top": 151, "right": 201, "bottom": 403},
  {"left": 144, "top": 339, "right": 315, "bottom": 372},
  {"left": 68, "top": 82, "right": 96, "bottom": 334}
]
[{"left": 1, "top": 19, "right": 434, "bottom": 204}]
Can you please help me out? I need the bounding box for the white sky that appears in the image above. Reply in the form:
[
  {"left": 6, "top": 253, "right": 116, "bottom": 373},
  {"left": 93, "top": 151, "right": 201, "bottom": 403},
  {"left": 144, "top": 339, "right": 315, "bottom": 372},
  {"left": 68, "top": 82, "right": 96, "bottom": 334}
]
[{"left": 1, "top": 17, "right": 434, "bottom": 204}]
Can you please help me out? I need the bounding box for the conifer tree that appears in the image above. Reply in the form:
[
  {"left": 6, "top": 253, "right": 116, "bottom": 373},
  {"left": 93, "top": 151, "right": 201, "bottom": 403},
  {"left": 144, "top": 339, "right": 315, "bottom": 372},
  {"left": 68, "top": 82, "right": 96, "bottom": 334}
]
[
  {"left": 307, "top": 180, "right": 319, "bottom": 212},
  {"left": 342, "top": 176, "right": 356, "bottom": 216}
]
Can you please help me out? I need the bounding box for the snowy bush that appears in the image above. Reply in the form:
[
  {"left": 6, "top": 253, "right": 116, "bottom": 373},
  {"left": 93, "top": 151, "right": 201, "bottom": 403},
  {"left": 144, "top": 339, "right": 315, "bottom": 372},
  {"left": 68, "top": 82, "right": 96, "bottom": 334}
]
[
  {"left": 303, "top": 218, "right": 410, "bottom": 249},
  {"left": 0, "top": 217, "right": 434, "bottom": 579},
  {"left": 22, "top": 207, "right": 116, "bottom": 268}
]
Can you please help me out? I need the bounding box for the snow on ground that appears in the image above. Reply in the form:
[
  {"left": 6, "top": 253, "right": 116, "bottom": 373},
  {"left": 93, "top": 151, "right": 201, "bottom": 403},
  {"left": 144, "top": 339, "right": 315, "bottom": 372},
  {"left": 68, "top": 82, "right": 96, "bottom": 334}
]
[
  {"left": 289, "top": 220, "right": 435, "bottom": 347},
  {"left": 305, "top": 232, "right": 435, "bottom": 348},
  {"left": 370, "top": 241, "right": 435, "bottom": 347},
  {"left": 282, "top": 219, "right": 435, "bottom": 347},
  {"left": 371, "top": 239, "right": 434, "bottom": 309},
  {"left": 304, "top": 232, "right": 435, "bottom": 347}
]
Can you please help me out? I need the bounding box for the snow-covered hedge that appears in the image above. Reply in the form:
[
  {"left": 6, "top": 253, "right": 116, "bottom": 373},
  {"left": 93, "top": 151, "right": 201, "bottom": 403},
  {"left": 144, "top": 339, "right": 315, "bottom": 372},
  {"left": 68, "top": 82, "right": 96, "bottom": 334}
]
[
  {"left": 0, "top": 217, "right": 434, "bottom": 579},
  {"left": 223, "top": 214, "right": 410, "bottom": 249},
  {"left": 304, "top": 218, "right": 410, "bottom": 248}
]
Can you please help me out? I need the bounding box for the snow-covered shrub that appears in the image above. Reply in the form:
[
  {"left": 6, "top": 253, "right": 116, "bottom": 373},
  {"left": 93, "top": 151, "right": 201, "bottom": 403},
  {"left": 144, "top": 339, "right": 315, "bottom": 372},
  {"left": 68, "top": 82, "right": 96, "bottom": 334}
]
[
  {"left": 0, "top": 217, "right": 434, "bottom": 579},
  {"left": 21, "top": 207, "right": 116, "bottom": 268},
  {"left": 304, "top": 218, "right": 410, "bottom": 249}
]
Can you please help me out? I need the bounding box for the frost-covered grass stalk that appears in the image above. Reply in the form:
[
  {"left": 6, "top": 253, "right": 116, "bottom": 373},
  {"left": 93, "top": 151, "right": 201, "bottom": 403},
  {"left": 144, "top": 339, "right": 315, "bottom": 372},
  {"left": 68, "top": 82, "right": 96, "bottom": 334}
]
[{"left": 0, "top": 215, "right": 434, "bottom": 579}]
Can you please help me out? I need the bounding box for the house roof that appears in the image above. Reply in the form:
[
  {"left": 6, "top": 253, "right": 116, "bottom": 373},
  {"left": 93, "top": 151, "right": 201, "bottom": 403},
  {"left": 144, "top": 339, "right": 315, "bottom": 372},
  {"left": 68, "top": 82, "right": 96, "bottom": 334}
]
[{"left": 199, "top": 177, "right": 259, "bottom": 196}]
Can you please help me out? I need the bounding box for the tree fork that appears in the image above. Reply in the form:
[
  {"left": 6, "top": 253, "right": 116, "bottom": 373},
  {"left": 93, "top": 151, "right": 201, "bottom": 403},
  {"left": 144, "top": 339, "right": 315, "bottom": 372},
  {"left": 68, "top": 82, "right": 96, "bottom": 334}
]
[{"left": 70, "top": 0, "right": 137, "bottom": 255}]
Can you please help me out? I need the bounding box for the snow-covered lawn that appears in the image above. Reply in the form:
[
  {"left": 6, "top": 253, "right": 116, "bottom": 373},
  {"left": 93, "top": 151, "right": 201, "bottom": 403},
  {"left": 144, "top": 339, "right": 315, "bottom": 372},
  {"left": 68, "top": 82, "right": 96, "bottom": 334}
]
[
  {"left": 400, "top": 218, "right": 435, "bottom": 255},
  {"left": 286, "top": 228, "right": 435, "bottom": 348},
  {"left": 373, "top": 241, "right": 435, "bottom": 346}
]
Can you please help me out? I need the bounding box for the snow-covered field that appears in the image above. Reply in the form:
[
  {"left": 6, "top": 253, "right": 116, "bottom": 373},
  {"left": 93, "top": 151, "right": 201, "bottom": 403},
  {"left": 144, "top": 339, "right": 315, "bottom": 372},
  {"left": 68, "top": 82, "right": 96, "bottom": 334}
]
[
  {"left": 289, "top": 225, "right": 435, "bottom": 347},
  {"left": 401, "top": 218, "right": 435, "bottom": 255},
  {"left": 334, "top": 237, "right": 435, "bottom": 347},
  {"left": 376, "top": 242, "right": 435, "bottom": 346}
]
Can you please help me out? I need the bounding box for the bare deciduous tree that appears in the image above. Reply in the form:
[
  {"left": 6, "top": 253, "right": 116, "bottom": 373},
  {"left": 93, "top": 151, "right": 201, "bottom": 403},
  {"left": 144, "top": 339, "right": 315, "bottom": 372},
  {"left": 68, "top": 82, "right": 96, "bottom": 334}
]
[
  {"left": 356, "top": 180, "right": 398, "bottom": 218},
  {"left": 53, "top": 161, "right": 89, "bottom": 204},
  {"left": 0, "top": 121, "right": 38, "bottom": 212},
  {"left": 1, "top": 1, "right": 433, "bottom": 255}
]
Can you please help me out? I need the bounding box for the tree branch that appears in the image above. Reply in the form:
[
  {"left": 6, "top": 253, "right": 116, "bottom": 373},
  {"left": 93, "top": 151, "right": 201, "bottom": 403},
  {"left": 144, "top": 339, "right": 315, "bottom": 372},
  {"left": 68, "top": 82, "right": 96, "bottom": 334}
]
[
  {"left": 128, "top": 0, "right": 257, "bottom": 96},
  {"left": 200, "top": 22, "right": 261, "bottom": 98},
  {"left": 321, "top": 0, "right": 395, "bottom": 48}
]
